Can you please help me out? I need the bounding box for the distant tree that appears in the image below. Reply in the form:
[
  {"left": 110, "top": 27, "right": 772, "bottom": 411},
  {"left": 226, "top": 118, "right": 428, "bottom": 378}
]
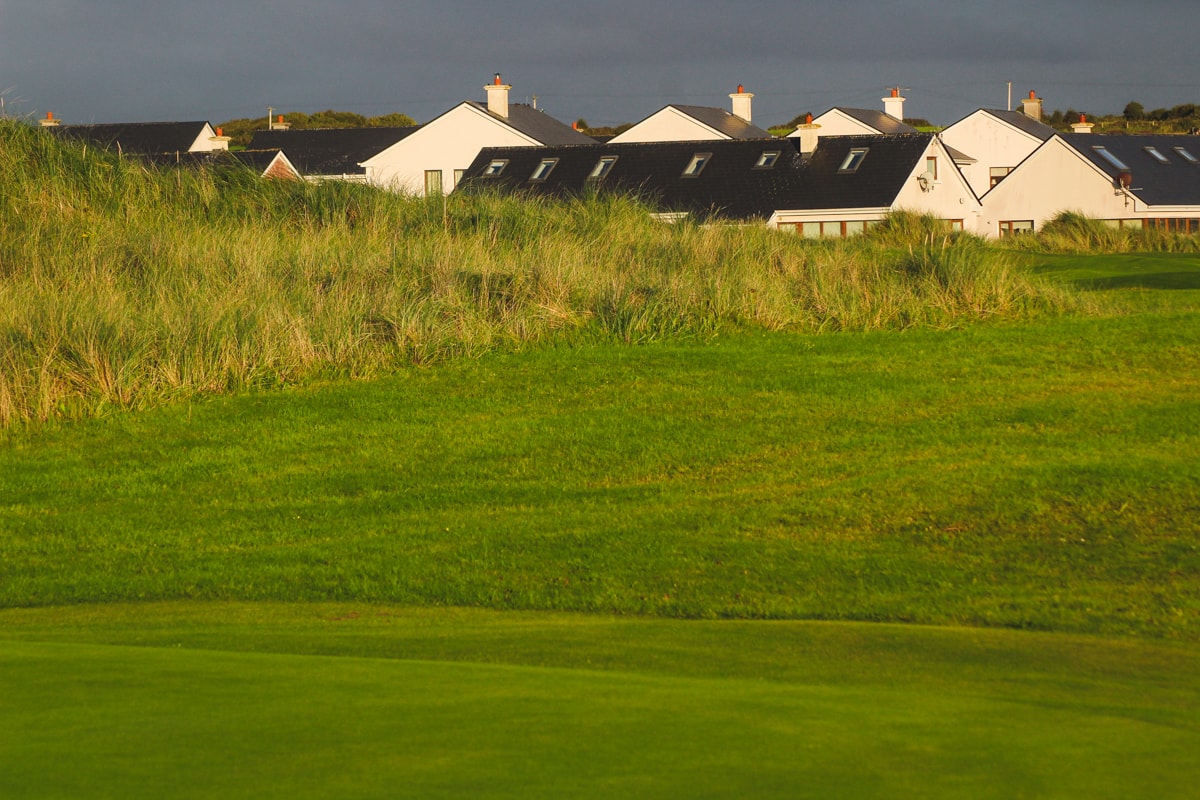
[
  {"left": 1047, "top": 109, "right": 1065, "bottom": 127},
  {"left": 574, "top": 118, "right": 589, "bottom": 130},
  {"left": 1170, "top": 103, "right": 1197, "bottom": 119},
  {"left": 367, "top": 112, "right": 417, "bottom": 127},
  {"left": 903, "top": 118, "right": 933, "bottom": 129},
  {"left": 1123, "top": 101, "right": 1145, "bottom": 121}
]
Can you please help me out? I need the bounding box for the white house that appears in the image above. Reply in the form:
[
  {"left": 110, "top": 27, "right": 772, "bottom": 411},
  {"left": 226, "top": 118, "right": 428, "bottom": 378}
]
[
  {"left": 940, "top": 107, "right": 1057, "bottom": 198},
  {"left": 44, "top": 119, "right": 231, "bottom": 154},
  {"left": 790, "top": 90, "right": 918, "bottom": 142},
  {"left": 608, "top": 86, "right": 774, "bottom": 143},
  {"left": 459, "top": 133, "right": 981, "bottom": 235},
  {"left": 361, "top": 75, "right": 593, "bottom": 196},
  {"left": 979, "top": 133, "right": 1200, "bottom": 237},
  {"left": 769, "top": 133, "right": 982, "bottom": 235}
]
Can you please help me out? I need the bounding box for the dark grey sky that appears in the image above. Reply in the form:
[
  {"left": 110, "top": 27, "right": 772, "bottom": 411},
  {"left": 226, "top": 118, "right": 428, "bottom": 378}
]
[{"left": 2, "top": 0, "right": 1197, "bottom": 128}]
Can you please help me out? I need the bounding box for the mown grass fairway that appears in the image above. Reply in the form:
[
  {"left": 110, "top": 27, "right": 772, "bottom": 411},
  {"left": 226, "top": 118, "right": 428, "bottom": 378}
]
[
  {"left": 2, "top": 247, "right": 1199, "bottom": 795},
  {"left": 3, "top": 604, "right": 1199, "bottom": 799}
]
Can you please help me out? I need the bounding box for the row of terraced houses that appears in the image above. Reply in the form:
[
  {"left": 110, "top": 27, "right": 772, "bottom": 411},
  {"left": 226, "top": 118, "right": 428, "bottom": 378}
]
[{"left": 39, "top": 77, "right": 1200, "bottom": 238}]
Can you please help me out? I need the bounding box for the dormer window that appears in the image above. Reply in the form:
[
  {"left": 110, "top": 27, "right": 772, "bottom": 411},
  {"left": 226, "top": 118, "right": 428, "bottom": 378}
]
[
  {"left": 589, "top": 156, "right": 618, "bottom": 180},
  {"left": 1092, "top": 147, "right": 1129, "bottom": 171},
  {"left": 682, "top": 153, "right": 712, "bottom": 177},
  {"left": 483, "top": 159, "right": 508, "bottom": 177},
  {"left": 1175, "top": 147, "right": 1199, "bottom": 164},
  {"left": 530, "top": 158, "right": 558, "bottom": 181},
  {"left": 1144, "top": 146, "right": 1170, "bottom": 164},
  {"left": 754, "top": 150, "right": 781, "bottom": 169},
  {"left": 839, "top": 148, "right": 869, "bottom": 173}
]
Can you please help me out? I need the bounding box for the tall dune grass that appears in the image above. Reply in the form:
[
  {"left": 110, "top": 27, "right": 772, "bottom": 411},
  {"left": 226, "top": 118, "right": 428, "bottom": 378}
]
[
  {"left": 0, "top": 120, "right": 1079, "bottom": 426},
  {"left": 999, "top": 210, "right": 1200, "bottom": 254}
]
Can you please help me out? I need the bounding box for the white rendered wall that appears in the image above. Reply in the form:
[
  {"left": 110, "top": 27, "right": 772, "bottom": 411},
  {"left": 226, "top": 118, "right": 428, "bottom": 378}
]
[
  {"left": 940, "top": 111, "right": 1045, "bottom": 198},
  {"left": 978, "top": 138, "right": 1136, "bottom": 236},
  {"left": 789, "top": 109, "right": 881, "bottom": 139},
  {"left": 609, "top": 107, "right": 726, "bottom": 143},
  {"left": 362, "top": 104, "right": 540, "bottom": 195}
]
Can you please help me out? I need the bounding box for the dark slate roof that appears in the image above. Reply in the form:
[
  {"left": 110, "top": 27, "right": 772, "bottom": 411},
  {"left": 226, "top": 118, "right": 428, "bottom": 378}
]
[
  {"left": 981, "top": 109, "right": 1057, "bottom": 141},
  {"left": 1060, "top": 133, "right": 1200, "bottom": 206},
  {"left": 247, "top": 127, "right": 417, "bottom": 176},
  {"left": 665, "top": 105, "right": 775, "bottom": 139},
  {"left": 47, "top": 121, "right": 213, "bottom": 154},
  {"left": 458, "top": 133, "right": 934, "bottom": 220},
  {"left": 832, "top": 109, "right": 918, "bottom": 134},
  {"left": 467, "top": 102, "right": 596, "bottom": 145}
]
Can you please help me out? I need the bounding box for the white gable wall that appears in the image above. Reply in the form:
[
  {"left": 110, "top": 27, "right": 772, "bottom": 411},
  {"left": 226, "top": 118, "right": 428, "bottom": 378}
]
[
  {"left": 789, "top": 109, "right": 881, "bottom": 138},
  {"left": 940, "top": 111, "right": 1046, "bottom": 198},
  {"left": 892, "top": 138, "right": 983, "bottom": 227},
  {"left": 978, "top": 137, "right": 1134, "bottom": 237},
  {"left": 362, "top": 103, "right": 541, "bottom": 196},
  {"left": 187, "top": 124, "right": 222, "bottom": 152},
  {"left": 609, "top": 107, "right": 727, "bottom": 143}
]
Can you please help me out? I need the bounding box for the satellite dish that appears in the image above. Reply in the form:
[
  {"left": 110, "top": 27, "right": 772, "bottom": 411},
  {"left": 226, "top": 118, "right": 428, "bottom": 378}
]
[{"left": 918, "top": 171, "right": 935, "bottom": 192}]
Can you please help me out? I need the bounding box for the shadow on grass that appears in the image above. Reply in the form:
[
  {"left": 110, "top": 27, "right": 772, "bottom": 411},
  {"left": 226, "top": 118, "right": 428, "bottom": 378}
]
[{"left": 1075, "top": 271, "right": 1200, "bottom": 290}]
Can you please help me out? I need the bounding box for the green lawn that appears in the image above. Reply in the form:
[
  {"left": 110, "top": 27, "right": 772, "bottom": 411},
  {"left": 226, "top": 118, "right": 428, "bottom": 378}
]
[
  {"left": 3, "top": 603, "right": 1199, "bottom": 799},
  {"left": 2, "top": 253, "right": 1199, "bottom": 796}
]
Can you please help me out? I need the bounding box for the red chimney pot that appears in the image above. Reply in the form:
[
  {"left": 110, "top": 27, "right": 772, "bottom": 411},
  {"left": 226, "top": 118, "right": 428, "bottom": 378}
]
[
  {"left": 47, "top": 111, "right": 54, "bottom": 120},
  {"left": 737, "top": 84, "right": 744, "bottom": 94},
  {"left": 891, "top": 88, "right": 899, "bottom": 98},
  {"left": 494, "top": 73, "right": 502, "bottom": 85},
  {"left": 1029, "top": 90, "right": 1036, "bottom": 99}
]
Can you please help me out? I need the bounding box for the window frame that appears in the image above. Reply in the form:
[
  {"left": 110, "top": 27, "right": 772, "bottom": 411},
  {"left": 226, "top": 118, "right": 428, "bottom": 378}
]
[
  {"left": 1144, "top": 146, "right": 1170, "bottom": 164},
  {"left": 754, "top": 150, "right": 781, "bottom": 169},
  {"left": 1092, "top": 146, "right": 1130, "bottom": 171},
  {"left": 482, "top": 159, "right": 509, "bottom": 177},
  {"left": 838, "top": 148, "right": 869, "bottom": 173},
  {"left": 1174, "top": 147, "right": 1199, "bottom": 164},
  {"left": 682, "top": 152, "right": 713, "bottom": 178},
  {"left": 588, "top": 156, "right": 618, "bottom": 181},
  {"left": 424, "top": 169, "right": 444, "bottom": 196},
  {"left": 529, "top": 158, "right": 559, "bottom": 182}
]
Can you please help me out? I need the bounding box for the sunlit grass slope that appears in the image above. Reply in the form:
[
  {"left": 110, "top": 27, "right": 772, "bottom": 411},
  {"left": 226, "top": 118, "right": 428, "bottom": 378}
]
[{"left": 1, "top": 119, "right": 1076, "bottom": 426}]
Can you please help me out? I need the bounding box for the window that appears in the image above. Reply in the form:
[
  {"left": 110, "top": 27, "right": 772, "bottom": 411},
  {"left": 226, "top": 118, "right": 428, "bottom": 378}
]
[
  {"left": 839, "top": 148, "right": 869, "bottom": 172},
  {"left": 791, "top": 220, "right": 873, "bottom": 238},
  {"left": 1174, "top": 147, "right": 1199, "bottom": 164},
  {"left": 454, "top": 169, "right": 466, "bottom": 186},
  {"left": 682, "top": 153, "right": 712, "bottom": 177},
  {"left": 530, "top": 158, "right": 558, "bottom": 181},
  {"left": 589, "top": 156, "right": 618, "bottom": 180},
  {"left": 925, "top": 156, "right": 938, "bottom": 179},
  {"left": 482, "top": 159, "right": 508, "bottom": 177},
  {"left": 1144, "top": 146, "right": 1170, "bottom": 164},
  {"left": 1143, "top": 218, "right": 1200, "bottom": 233},
  {"left": 424, "top": 169, "right": 443, "bottom": 196},
  {"left": 1092, "top": 147, "right": 1129, "bottom": 170},
  {"left": 989, "top": 167, "right": 1013, "bottom": 188},
  {"left": 999, "top": 220, "right": 1034, "bottom": 237},
  {"left": 754, "top": 150, "right": 781, "bottom": 169}
]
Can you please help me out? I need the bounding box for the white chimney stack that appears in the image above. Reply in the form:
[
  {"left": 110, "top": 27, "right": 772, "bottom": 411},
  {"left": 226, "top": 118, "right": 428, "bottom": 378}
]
[
  {"left": 486, "top": 73, "right": 511, "bottom": 119},
  {"left": 730, "top": 84, "right": 753, "bottom": 123},
  {"left": 792, "top": 113, "right": 821, "bottom": 155},
  {"left": 1022, "top": 90, "right": 1043, "bottom": 121},
  {"left": 883, "top": 87, "right": 905, "bottom": 120},
  {"left": 1071, "top": 114, "right": 1094, "bottom": 134},
  {"left": 39, "top": 111, "right": 61, "bottom": 127}
]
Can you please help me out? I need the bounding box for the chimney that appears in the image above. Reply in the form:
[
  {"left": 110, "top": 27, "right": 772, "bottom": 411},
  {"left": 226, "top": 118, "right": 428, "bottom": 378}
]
[
  {"left": 270, "top": 114, "right": 291, "bottom": 131},
  {"left": 882, "top": 87, "right": 905, "bottom": 120},
  {"left": 210, "top": 125, "right": 232, "bottom": 150},
  {"left": 486, "top": 72, "right": 511, "bottom": 119},
  {"left": 1071, "top": 113, "right": 1094, "bottom": 134},
  {"left": 1021, "top": 90, "right": 1043, "bottom": 121},
  {"left": 729, "top": 84, "right": 753, "bottom": 123},
  {"left": 794, "top": 113, "right": 821, "bottom": 155},
  {"left": 39, "top": 111, "right": 60, "bottom": 127}
]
